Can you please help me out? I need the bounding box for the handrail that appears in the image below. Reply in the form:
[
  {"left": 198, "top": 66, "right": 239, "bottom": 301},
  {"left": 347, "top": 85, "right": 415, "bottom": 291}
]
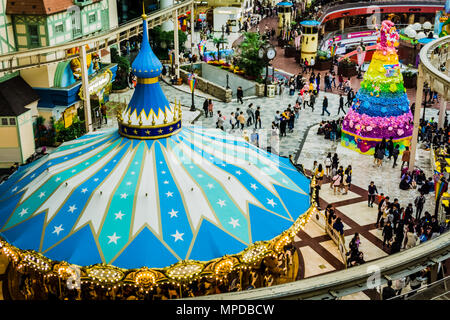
[
  {"left": 419, "top": 35, "right": 450, "bottom": 100},
  {"left": 388, "top": 274, "right": 450, "bottom": 300},
  {"left": 312, "top": 210, "right": 348, "bottom": 267},
  {"left": 0, "top": 0, "right": 193, "bottom": 72},
  {"left": 317, "top": 0, "right": 445, "bottom": 23},
  {"left": 188, "top": 230, "right": 450, "bottom": 300}
]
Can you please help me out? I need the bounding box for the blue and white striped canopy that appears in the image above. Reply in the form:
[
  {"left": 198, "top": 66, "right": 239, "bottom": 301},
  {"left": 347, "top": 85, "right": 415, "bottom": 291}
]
[{"left": 0, "top": 127, "right": 311, "bottom": 269}]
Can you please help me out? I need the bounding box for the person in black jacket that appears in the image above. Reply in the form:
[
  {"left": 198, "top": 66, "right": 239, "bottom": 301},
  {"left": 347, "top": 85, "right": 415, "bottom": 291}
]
[
  {"left": 337, "top": 94, "right": 346, "bottom": 115},
  {"left": 382, "top": 280, "right": 397, "bottom": 300},
  {"left": 383, "top": 222, "right": 394, "bottom": 247},
  {"left": 368, "top": 181, "right": 378, "bottom": 207},
  {"left": 321, "top": 96, "right": 330, "bottom": 116},
  {"left": 254, "top": 106, "right": 262, "bottom": 129},
  {"left": 387, "top": 137, "right": 394, "bottom": 160},
  {"left": 237, "top": 86, "right": 244, "bottom": 104},
  {"left": 203, "top": 98, "right": 209, "bottom": 118},
  {"left": 392, "top": 144, "right": 400, "bottom": 168}
]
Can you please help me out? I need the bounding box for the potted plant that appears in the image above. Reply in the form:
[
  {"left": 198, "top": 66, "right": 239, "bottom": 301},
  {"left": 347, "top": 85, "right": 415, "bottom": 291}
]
[
  {"left": 284, "top": 44, "right": 296, "bottom": 58},
  {"left": 338, "top": 58, "right": 357, "bottom": 77},
  {"left": 402, "top": 65, "right": 417, "bottom": 88},
  {"left": 315, "top": 50, "right": 332, "bottom": 70}
]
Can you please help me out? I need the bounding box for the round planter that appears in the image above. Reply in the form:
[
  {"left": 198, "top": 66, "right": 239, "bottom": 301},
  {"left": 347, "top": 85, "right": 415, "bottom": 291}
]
[
  {"left": 315, "top": 59, "right": 332, "bottom": 71},
  {"left": 284, "top": 46, "right": 296, "bottom": 58},
  {"left": 338, "top": 63, "right": 358, "bottom": 78},
  {"left": 112, "top": 87, "right": 130, "bottom": 94}
]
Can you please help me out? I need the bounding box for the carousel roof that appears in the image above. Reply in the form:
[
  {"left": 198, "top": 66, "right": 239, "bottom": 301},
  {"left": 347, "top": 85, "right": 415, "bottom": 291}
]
[
  {"left": 0, "top": 127, "right": 310, "bottom": 269},
  {"left": 0, "top": 13, "right": 311, "bottom": 271}
]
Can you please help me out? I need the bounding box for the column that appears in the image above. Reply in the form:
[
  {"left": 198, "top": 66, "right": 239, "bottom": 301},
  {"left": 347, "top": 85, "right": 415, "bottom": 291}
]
[
  {"left": 409, "top": 63, "right": 424, "bottom": 170},
  {"left": 191, "top": 3, "right": 195, "bottom": 54},
  {"left": 173, "top": 9, "right": 180, "bottom": 79},
  {"left": 438, "top": 98, "right": 447, "bottom": 129},
  {"left": 79, "top": 45, "right": 93, "bottom": 133},
  {"left": 340, "top": 18, "right": 345, "bottom": 34},
  {"left": 161, "top": 0, "right": 174, "bottom": 31}
]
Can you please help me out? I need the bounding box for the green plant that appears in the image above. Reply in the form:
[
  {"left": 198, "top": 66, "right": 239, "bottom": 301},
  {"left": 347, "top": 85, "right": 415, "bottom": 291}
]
[
  {"left": 148, "top": 26, "right": 187, "bottom": 60},
  {"left": 340, "top": 57, "right": 356, "bottom": 66},
  {"left": 55, "top": 115, "right": 86, "bottom": 143},
  {"left": 317, "top": 50, "right": 331, "bottom": 61},
  {"left": 111, "top": 47, "right": 131, "bottom": 90},
  {"left": 402, "top": 64, "right": 417, "bottom": 78},
  {"left": 236, "top": 32, "right": 268, "bottom": 78},
  {"left": 212, "top": 36, "right": 228, "bottom": 60}
]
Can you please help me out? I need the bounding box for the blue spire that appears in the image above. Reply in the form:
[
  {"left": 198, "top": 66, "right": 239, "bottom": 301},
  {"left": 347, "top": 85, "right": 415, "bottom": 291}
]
[{"left": 131, "top": 17, "right": 163, "bottom": 79}]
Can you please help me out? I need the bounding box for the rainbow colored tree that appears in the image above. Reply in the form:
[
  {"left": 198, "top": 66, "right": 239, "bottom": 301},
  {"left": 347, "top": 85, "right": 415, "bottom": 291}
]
[{"left": 341, "top": 20, "right": 413, "bottom": 155}]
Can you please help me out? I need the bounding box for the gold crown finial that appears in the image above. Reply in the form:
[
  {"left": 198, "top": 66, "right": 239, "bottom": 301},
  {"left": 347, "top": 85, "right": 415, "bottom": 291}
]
[
  {"left": 152, "top": 113, "right": 156, "bottom": 126},
  {"left": 139, "top": 114, "right": 143, "bottom": 127},
  {"left": 142, "top": 1, "right": 147, "bottom": 19},
  {"left": 163, "top": 109, "right": 168, "bottom": 124}
]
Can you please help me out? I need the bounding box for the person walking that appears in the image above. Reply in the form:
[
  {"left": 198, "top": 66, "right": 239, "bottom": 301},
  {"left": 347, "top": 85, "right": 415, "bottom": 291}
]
[
  {"left": 203, "top": 98, "right": 209, "bottom": 118},
  {"left": 332, "top": 172, "right": 342, "bottom": 195},
  {"left": 254, "top": 106, "right": 262, "bottom": 129},
  {"left": 216, "top": 111, "right": 224, "bottom": 130},
  {"left": 401, "top": 146, "right": 411, "bottom": 169},
  {"left": 387, "top": 137, "right": 394, "bottom": 160},
  {"left": 237, "top": 86, "right": 244, "bottom": 104},
  {"left": 229, "top": 112, "right": 237, "bottom": 130},
  {"left": 331, "top": 153, "right": 339, "bottom": 172},
  {"left": 321, "top": 96, "right": 330, "bottom": 116},
  {"left": 303, "top": 91, "right": 310, "bottom": 109},
  {"left": 337, "top": 94, "right": 346, "bottom": 115},
  {"left": 246, "top": 104, "right": 254, "bottom": 126},
  {"left": 101, "top": 104, "right": 107, "bottom": 125},
  {"left": 414, "top": 192, "right": 426, "bottom": 220},
  {"left": 208, "top": 99, "right": 214, "bottom": 117},
  {"left": 280, "top": 110, "right": 288, "bottom": 137},
  {"left": 309, "top": 92, "right": 316, "bottom": 112},
  {"left": 237, "top": 112, "right": 245, "bottom": 130},
  {"left": 368, "top": 181, "right": 378, "bottom": 207},
  {"left": 376, "top": 144, "right": 385, "bottom": 167},
  {"left": 382, "top": 280, "right": 397, "bottom": 300},
  {"left": 376, "top": 194, "right": 386, "bottom": 228},
  {"left": 324, "top": 152, "right": 332, "bottom": 177},
  {"left": 309, "top": 56, "right": 315, "bottom": 73},
  {"left": 392, "top": 144, "right": 400, "bottom": 168},
  {"left": 295, "top": 93, "right": 303, "bottom": 113}
]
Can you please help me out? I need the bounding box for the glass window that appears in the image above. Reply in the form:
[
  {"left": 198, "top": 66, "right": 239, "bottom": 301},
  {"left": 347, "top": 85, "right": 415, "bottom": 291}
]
[
  {"left": 9, "top": 118, "right": 16, "bottom": 126},
  {"left": 28, "top": 25, "right": 39, "bottom": 47},
  {"left": 55, "top": 24, "right": 64, "bottom": 33},
  {"left": 1, "top": 118, "right": 7, "bottom": 126},
  {"left": 88, "top": 13, "right": 97, "bottom": 24}
]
